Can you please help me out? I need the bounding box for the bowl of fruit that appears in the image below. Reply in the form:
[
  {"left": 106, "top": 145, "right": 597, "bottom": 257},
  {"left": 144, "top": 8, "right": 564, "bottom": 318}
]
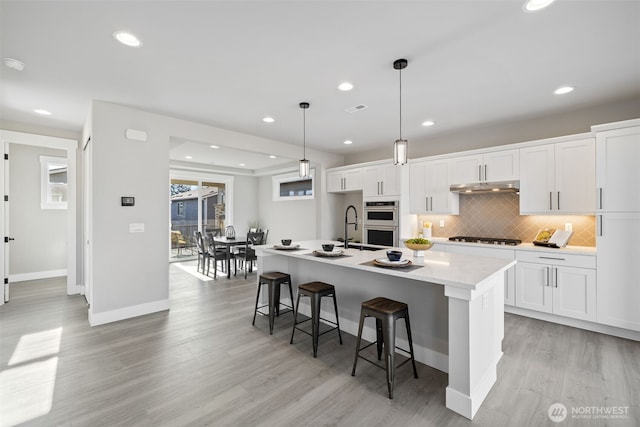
[{"left": 404, "top": 237, "right": 434, "bottom": 255}]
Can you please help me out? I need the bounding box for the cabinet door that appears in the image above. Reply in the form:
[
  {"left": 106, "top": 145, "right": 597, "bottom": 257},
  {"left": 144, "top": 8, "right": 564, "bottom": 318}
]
[
  {"left": 552, "top": 266, "right": 596, "bottom": 322},
  {"left": 327, "top": 171, "right": 344, "bottom": 193},
  {"left": 426, "top": 159, "right": 458, "bottom": 214},
  {"left": 344, "top": 169, "right": 363, "bottom": 192},
  {"left": 555, "top": 138, "right": 595, "bottom": 214},
  {"left": 597, "top": 212, "right": 640, "bottom": 331},
  {"left": 515, "top": 262, "right": 553, "bottom": 313},
  {"left": 450, "top": 154, "right": 483, "bottom": 185},
  {"left": 380, "top": 164, "right": 400, "bottom": 196},
  {"left": 519, "top": 144, "right": 555, "bottom": 214},
  {"left": 363, "top": 167, "right": 381, "bottom": 197},
  {"left": 409, "top": 162, "right": 428, "bottom": 213},
  {"left": 484, "top": 149, "right": 519, "bottom": 182},
  {"left": 596, "top": 125, "right": 640, "bottom": 211}
]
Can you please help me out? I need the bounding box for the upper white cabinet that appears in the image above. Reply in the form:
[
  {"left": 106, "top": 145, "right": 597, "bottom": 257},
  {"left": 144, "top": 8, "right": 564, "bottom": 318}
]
[
  {"left": 595, "top": 124, "right": 640, "bottom": 212},
  {"left": 450, "top": 149, "right": 519, "bottom": 184},
  {"left": 327, "top": 168, "right": 363, "bottom": 193},
  {"left": 363, "top": 164, "right": 400, "bottom": 198},
  {"left": 409, "top": 159, "right": 459, "bottom": 214},
  {"left": 519, "top": 138, "right": 595, "bottom": 214}
]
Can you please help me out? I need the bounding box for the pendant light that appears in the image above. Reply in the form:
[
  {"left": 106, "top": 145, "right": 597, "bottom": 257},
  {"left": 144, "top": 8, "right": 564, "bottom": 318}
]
[
  {"left": 393, "top": 58, "right": 408, "bottom": 165},
  {"left": 299, "top": 101, "right": 311, "bottom": 177}
]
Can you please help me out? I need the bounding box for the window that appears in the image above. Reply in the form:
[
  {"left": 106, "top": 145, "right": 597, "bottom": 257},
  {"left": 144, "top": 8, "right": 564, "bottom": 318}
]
[
  {"left": 272, "top": 169, "right": 314, "bottom": 201},
  {"left": 40, "top": 156, "right": 68, "bottom": 209}
]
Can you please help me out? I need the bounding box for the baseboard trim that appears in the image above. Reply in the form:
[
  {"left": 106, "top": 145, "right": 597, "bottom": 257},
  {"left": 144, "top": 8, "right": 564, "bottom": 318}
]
[
  {"left": 505, "top": 305, "right": 640, "bottom": 341},
  {"left": 9, "top": 269, "right": 67, "bottom": 283},
  {"left": 88, "top": 299, "right": 170, "bottom": 326}
]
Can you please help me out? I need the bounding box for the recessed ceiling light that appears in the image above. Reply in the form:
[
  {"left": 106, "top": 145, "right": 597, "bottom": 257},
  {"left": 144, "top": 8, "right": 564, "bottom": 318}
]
[
  {"left": 269, "top": 155, "right": 277, "bottom": 159},
  {"left": 113, "top": 31, "right": 142, "bottom": 47},
  {"left": 184, "top": 155, "right": 193, "bottom": 159},
  {"left": 554, "top": 86, "right": 575, "bottom": 95},
  {"left": 338, "top": 82, "right": 354, "bottom": 91},
  {"left": 262, "top": 116, "right": 275, "bottom": 123},
  {"left": 343, "top": 140, "right": 353, "bottom": 145},
  {"left": 422, "top": 120, "right": 435, "bottom": 127},
  {"left": 3, "top": 57, "right": 25, "bottom": 71},
  {"left": 523, "top": 0, "right": 555, "bottom": 12},
  {"left": 239, "top": 163, "right": 246, "bottom": 167},
  {"left": 209, "top": 145, "right": 219, "bottom": 149},
  {"left": 33, "top": 109, "right": 52, "bottom": 116}
]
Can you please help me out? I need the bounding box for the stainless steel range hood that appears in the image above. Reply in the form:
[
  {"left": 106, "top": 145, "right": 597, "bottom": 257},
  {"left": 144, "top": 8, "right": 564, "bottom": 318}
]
[{"left": 450, "top": 180, "right": 520, "bottom": 194}]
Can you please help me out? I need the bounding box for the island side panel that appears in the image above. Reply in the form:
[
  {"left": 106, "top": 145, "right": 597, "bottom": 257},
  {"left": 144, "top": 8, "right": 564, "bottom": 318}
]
[
  {"left": 445, "top": 272, "right": 505, "bottom": 419},
  {"left": 258, "top": 251, "right": 450, "bottom": 373}
]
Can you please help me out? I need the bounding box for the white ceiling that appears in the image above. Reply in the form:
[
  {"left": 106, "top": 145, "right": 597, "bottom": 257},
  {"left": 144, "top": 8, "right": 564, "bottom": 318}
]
[{"left": 1, "top": 1, "right": 639, "bottom": 170}]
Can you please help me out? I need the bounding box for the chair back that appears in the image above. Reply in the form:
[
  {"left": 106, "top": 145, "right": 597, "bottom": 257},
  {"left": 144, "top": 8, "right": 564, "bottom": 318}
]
[
  {"left": 194, "top": 231, "right": 204, "bottom": 253},
  {"left": 247, "top": 231, "right": 265, "bottom": 246}
]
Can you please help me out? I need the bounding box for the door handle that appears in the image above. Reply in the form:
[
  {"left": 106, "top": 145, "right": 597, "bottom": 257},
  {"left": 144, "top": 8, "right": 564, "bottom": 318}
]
[{"left": 4, "top": 237, "right": 15, "bottom": 243}]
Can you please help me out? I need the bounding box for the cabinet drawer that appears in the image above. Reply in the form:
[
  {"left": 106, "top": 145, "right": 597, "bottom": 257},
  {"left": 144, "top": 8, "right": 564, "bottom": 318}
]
[{"left": 516, "top": 250, "right": 595, "bottom": 269}]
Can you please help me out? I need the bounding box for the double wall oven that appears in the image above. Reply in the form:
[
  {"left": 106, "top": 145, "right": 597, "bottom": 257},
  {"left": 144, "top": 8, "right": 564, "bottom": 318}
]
[{"left": 363, "top": 200, "right": 399, "bottom": 247}]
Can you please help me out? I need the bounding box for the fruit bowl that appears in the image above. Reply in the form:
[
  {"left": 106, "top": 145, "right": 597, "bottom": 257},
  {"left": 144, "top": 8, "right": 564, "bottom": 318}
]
[{"left": 404, "top": 242, "right": 434, "bottom": 251}]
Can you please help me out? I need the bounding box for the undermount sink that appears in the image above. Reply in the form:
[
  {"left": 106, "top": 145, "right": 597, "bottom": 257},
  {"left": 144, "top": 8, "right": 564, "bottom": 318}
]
[{"left": 337, "top": 243, "right": 384, "bottom": 251}]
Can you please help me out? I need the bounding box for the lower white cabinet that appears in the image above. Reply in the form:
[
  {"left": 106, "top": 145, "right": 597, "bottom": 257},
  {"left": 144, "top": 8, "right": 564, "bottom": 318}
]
[{"left": 515, "top": 251, "right": 596, "bottom": 322}]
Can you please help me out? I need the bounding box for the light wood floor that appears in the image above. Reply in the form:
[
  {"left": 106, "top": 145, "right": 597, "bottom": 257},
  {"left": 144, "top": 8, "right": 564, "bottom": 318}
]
[{"left": 1, "top": 262, "right": 638, "bottom": 427}]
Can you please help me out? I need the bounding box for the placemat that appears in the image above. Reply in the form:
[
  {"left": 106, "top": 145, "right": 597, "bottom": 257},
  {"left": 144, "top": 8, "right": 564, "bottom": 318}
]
[
  {"left": 304, "top": 252, "right": 353, "bottom": 260},
  {"left": 359, "top": 260, "right": 423, "bottom": 272}
]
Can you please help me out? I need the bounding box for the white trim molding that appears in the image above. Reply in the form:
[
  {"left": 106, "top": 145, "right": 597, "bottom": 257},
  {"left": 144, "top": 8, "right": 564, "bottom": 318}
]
[
  {"left": 9, "top": 269, "right": 67, "bottom": 283},
  {"left": 88, "top": 299, "right": 170, "bottom": 326}
]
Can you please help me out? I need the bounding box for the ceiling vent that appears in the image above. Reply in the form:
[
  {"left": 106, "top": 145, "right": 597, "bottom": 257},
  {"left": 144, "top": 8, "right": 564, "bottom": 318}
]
[{"left": 344, "top": 104, "right": 368, "bottom": 113}]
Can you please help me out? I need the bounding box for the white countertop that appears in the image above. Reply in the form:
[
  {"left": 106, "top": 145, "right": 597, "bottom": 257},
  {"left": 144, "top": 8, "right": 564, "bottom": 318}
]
[
  {"left": 429, "top": 237, "right": 596, "bottom": 255},
  {"left": 256, "top": 240, "right": 515, "bottom": 291}
]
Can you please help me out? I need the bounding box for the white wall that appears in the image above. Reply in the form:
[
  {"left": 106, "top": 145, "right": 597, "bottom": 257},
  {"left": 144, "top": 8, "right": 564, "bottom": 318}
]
[
  {"left": 232, "top": 174, "right": 259, "bottom": 239},
  {"left": 9, "top": 144, "right": 67, "bottom": 278}
]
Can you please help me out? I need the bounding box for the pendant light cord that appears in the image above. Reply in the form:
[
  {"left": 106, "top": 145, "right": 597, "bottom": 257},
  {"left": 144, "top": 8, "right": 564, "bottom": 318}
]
[
  {"left": 303, "top": 107, "right": 306, "bottom": 159},
  {"left": 399, "top": 66, "right": 402, "bottom": 140}
]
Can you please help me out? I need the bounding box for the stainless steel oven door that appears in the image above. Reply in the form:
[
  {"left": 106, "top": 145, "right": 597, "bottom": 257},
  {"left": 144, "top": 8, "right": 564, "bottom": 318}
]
[
  {"left": 363, "top": 202, "right": 398, "bottom": 227},
  {"left": 363, "top": 225, "right": 398, "bottom": 247}
]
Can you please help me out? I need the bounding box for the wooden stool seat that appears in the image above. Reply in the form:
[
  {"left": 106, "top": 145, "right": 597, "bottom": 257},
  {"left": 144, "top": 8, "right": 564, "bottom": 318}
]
[
  {"left": 351, "top": 296, "right": 418, "bottom": 399},
  {"left": 252, "top": 271, "right": 294, "bottom": 335},
  {"left": 290, "top": 281, "right": 343, "bottom": 357}
]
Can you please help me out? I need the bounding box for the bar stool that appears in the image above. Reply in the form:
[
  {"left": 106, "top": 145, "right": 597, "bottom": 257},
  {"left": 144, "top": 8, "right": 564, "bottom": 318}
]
[
  {"left": 290, "top": 281, "right": 343, "bottom": 357},
  {"left": 252, "top": 271, "right": 294, "bottom": 335},
  {"left": 351, "top": 297, "right": 418, "bottom": 399}
]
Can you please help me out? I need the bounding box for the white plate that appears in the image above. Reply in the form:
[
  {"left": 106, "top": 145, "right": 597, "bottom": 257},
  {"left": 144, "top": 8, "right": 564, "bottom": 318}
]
[
  {"left": 374, "top": 257, "right": 411, "bottom": 267},
  {"left": 313, "top": 249, "right": 344, "bottom": 257},
  {"left": 273, "top": 244, "right": 300, "bottom": 250}
]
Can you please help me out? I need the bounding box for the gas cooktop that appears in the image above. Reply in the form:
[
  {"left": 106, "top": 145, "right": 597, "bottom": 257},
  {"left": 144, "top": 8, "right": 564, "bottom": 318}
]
[{"left": 448, "top": 236, "right": 522, "bottom": 246}]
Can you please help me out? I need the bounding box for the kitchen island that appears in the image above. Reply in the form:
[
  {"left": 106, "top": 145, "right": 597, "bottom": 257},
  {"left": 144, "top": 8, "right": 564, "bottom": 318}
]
[{"left": 255, "top": 240, "right": 515, "bottom": 420}]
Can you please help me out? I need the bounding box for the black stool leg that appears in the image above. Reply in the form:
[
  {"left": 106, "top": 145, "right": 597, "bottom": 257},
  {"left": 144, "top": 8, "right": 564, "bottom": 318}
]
[
  {"left": 274, "top": 284, "right": 282, "bottom": 317},
  {"left": 268, "top": 281, "right": 276, "bottom": 335},
  {"left": 404, "top": 312, "right": 419, "bottom": 379},
  {"left": 332, "top": 293, "right": 343, "bottom": 345},
  {"left": 252, "top": 281, "right": 262, "bottom": 326},
  {"left": 311, "top": 293, "right": 321, "bottom": 357},
  {"left": 383, "top": 315, "right": 396, "bottom": 399},
  {"left": 287, "top": 281, "right": 294, "bottom": 312},
  {"left": 290, "top": 291, "right": 302, "bottom": 344},
  {"left": 351, "top": 311, "right": 367, "bottom": 376},
  {"left": 376, "top": 318, "right": 384, "bottom": 360}
]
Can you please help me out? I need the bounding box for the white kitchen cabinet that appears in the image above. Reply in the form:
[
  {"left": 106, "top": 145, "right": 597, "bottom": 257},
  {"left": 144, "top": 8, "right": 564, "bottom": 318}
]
[
  {"left": 409, "top": 159, "right": 459, "bottom": 214},
  {"left": 595, "top": 124, "right": 640, "bottom": 212},
  {"left": 444, "top": 244, "right": 515, "bottom": 306},
  {"left": 515, "top": 250, "right": 596, "bottom": 322},
  {"left": 363, "top": 164, "right": 400, "bottom": 198},
  {"left": 596, "top": 212, "right": 640, "bottom": 331},
  {"left": 519, "top": 138, "right": 595, "bottom": 214},
  {"left": 327, "top": 168, "right": 363, "bottom": 193},
  {"left": 450, "top": 149, "right": 519, "bottom": 185}
]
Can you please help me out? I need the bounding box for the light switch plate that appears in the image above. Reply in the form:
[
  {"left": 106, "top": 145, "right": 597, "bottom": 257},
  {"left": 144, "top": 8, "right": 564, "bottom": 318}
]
[{"left": 129, "top": 223, "right": 145, "bottom": 233}]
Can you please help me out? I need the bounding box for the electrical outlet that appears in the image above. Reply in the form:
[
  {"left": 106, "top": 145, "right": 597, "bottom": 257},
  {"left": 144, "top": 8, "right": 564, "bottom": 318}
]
[
  {"left": 565, "top": 223, "right": 573, "bottom": 232},
  {"left": 439, "top": 219, "right": 445, "bottom": 228}
]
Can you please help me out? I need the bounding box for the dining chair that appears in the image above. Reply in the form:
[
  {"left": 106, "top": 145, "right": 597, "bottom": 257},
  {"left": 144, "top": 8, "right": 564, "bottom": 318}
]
[
  {"left": 206, "top": 233, "right": 229, "bottom": 278},
  {"left": 194, "top": 231, "right": 208, "bottom": 273},
  {"left": 235, "top": 231, "right": 265, "bottom": 279}
]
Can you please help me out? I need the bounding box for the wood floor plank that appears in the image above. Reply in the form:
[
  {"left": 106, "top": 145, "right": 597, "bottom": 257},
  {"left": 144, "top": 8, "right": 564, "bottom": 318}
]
[{"left": 1, "top": 264, "right": 639, "bottom": 426}]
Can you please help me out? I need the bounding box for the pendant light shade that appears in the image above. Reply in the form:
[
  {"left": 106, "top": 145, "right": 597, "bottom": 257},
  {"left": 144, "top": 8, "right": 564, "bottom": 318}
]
[
  {"left": 393, "top": 59, "right": 408, "bottom": 165},
  {"left": 299, "top": 102, "right": 311, "bottom": 177}
]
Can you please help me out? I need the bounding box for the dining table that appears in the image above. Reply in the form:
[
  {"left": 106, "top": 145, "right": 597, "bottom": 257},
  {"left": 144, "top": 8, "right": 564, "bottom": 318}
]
[{"left": 213, "top": 236, "right": 247, "bottom": 279}]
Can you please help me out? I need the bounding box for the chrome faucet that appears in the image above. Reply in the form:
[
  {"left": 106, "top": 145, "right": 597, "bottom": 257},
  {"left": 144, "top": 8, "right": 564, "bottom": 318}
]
[{"left": 344, "top": 205, "right": 358, "bottom": 249}]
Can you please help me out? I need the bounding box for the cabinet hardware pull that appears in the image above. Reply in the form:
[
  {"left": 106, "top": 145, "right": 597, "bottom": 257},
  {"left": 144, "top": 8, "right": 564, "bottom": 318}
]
[
  {"left": 426, "top": 197, "right": 428, "bottom": 211},
  {"left": 544, "top": 266, "right": 550, "bottom": 286},
  {"left": 478, "top": 165, "right": 482, "bottom": 182},
  {"left": 557, "top": 192, "right": 560, "bottom": 210},
  {"left": 484, "top": 164, "right": 487, "bottom": 182},
  {"left": 555, "top": 267, "right": 558, "bottom": 288},
  {"left": 539, "top": 256, "right": 565, "bottom": 261},
  {"left": 598, "top": 187, "right": 603, "bottom": 209},
  {"left": 430, "top": 197, "right": 433, "bottom": 211},
  {"left": 381, "top": 181, "right": 384, "bottom": 195},
  {"left": 549, "top": 192, "right": 553, "bottom": 210},
  {"left": 597, "top": 215, "right": 603, "bottom": 236}
]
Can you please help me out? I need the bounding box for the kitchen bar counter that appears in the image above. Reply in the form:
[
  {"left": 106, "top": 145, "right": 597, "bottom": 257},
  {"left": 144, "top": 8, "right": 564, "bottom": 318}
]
[{"left": 255, "top": 240, "right": 515, "bottom": 419}]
